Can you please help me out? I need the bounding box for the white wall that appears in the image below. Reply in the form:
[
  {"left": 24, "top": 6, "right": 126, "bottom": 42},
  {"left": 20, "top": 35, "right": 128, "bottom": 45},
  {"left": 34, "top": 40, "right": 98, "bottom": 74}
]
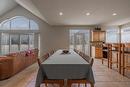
[
  {"left": 51, "top": 26, "right": 94, "bottom": 50},
  {"left": 50, "top": 27, "right": 70, "bottom": 50}
]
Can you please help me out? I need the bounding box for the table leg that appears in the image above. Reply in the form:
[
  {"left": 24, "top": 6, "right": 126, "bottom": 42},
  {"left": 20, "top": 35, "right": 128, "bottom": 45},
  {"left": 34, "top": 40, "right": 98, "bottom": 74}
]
[
  {"left": 64, "top": 79, "right": 67, "bottom": 87},
  {"left": 91, "top": 83, "right": 94, "bottom": 87}
]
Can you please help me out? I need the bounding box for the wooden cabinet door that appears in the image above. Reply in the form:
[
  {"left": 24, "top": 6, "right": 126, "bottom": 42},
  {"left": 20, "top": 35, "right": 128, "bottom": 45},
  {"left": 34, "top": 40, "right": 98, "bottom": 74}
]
[{"left": 95, "top": 47, "right": 103, "bottom": 58}]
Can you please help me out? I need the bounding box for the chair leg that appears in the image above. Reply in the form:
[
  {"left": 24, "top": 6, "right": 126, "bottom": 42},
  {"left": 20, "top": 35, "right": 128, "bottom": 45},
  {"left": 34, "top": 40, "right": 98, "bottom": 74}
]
[
  {"left": 117, "top": 53, "right": 118, "bottom": 68},
  {"left": 60, "top": 82, "right": 64, "bottom": 87},
  {"left": 68, "top": 83, "right": 71, "bottom": 87},
  {"left": 110, "top": 52, "right": 112, "bottom": 69},
  {"left": 123, "top": 55, "right": 125, "bottom": 76},
  {"left": 45, "top": 83, "right": 48, "bottom": 87},
  {"left": 102, "top": 58, "right": 103, "bottom": 64},
  {"left": 67, "top": 81, "right": 71, "bottom": 87},
  {"left": 85, "top": 83, "right": 87, "bottom": 87},
  {"left": 91, "top": 83, "right": 94, "bottom": 87},
  {"left": 108, "top": 57, "right": 109, "bottom": 68},
  {"left": 110, "top": 60, "right": 112, "bottom": 69},
  {"left": 78, "top": 83, "right": 79, "bottom": 87}
]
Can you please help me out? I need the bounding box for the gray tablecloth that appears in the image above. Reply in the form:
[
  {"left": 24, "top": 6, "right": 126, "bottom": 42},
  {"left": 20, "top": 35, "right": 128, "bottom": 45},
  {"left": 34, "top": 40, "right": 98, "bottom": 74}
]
[{"left": 35, "top": 50, "right": 95, "bottom": 87}]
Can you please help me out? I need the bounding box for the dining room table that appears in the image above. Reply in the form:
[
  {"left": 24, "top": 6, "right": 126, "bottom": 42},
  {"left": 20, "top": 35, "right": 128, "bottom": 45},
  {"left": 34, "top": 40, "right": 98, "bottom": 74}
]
[{"left": 35, "top": 49, "right": 95, "bottom": 87}]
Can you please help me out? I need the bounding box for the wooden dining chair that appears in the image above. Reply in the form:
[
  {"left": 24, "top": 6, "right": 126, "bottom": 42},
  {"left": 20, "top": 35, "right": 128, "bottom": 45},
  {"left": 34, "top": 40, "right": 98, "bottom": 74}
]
[
  {"left": 81, "top": 53, "right": 94, "bottom": 67},
  {"left": 102, "top": 43, "right": 109, "bottom": 65},
  {"left": 49, "top": 50, "right": 55, "bottom": 56},
  {"left": 37, "top": 58, "right": 64, "bottom": 87},
  {"left": 82, "top": 53, "right": 88, "bottom": 60},
  {"left": 74, "top": 49, "right": 79, "bottom": 53},
  {"left": 40, "top": 53, "right": 50, "bottom": 62},
  {"left": 90, "top": 58, "right": 94, "bottom": 67},
  {"left": 79, "top": 52, "right": 84, "bottom": 58},
  {"left": 122, "top": 43, "right": 130, "bottom": 76},
  {"left": 37, "top": 58, "right": 41, "bottom": 67},
  {"left": 101, "top": 43, "right": 114, "bottom": 68},
  {"left": 74, "top": 49, "right": 77, "bottom": 52},
  {"left": 109, "top": 43, "right": 119, "bottom": 69},
  {"left": 67, "top": 79, "right": 94, "bottom": 87}
]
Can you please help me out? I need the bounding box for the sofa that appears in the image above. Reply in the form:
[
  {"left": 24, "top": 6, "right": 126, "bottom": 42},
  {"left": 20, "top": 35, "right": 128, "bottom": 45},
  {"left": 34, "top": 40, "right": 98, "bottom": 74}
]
[{"left": 0, "top": 49, "right": 38, "bottom": 80}]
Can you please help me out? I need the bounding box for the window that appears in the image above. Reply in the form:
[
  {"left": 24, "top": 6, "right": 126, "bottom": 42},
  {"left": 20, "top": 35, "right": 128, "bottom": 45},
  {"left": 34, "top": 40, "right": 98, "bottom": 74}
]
[
  {"left": 20, "top": 34, "right": 29, "bottom": 51},
  {"left": 0, "top": 16, "right": 39, "bottom": 30},
  {"left": 0, "top": 16, "right": 39, "bottom": 55},
  {"left": 10, "top": 34, "right": 20, "bottom": 52},
  {"left": 106, "top": 29, "right": 119, "bottom": 43},
  {"left": 1, "top": 33, "right": 9, "bottom": 54},
  {"left": 30, "top": 20, "right": 38, "bottom": 30},
  {"left": 29, "top": 34, "right": 34, "bottom": 48},
  {"left": 0, "top": 20, "right": 10, "bottom": 30},
  {"left": 121, "top": 28, "right": 130, "bottom": 43},
  {"left": 11, "top": 17, "right": 29, "bottom": 30}
]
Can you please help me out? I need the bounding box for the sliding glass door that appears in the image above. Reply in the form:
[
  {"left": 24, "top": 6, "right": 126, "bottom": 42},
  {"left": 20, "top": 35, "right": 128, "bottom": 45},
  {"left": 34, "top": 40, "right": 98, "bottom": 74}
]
[
  {"left": 70, "top": 29, "right": 90, "bottom": 56},
  {"left": 74, "top": 33, "right": 85, "bottom": 52}
]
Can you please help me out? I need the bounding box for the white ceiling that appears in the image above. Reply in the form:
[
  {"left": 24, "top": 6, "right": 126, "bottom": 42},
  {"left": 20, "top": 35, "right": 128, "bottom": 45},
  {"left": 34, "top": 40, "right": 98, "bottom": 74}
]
[
  {"left": 0, "top": 0, "right": 17, "bottom": 17},
  {"left": 1, "top": 0, "right": 130, "bottom": 26},
  {"left": 15, "top": 0, "right": 48, "bottom": 23},
  {"left": 31, "top": 0, "right": 130, "bottom": 26}
]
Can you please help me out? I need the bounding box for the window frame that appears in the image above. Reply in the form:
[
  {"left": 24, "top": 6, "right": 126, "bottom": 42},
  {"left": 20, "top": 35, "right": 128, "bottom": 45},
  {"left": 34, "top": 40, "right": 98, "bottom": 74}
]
[
  {"left": 0, "top": 16, "right": 39, "bottom": 30},
  {"left": 0, "top": 16, "right": 39, "bottom": 55}
]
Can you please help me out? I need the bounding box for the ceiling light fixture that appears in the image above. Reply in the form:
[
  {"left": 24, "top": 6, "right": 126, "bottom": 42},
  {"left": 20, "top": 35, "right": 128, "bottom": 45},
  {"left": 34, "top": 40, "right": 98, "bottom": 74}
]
[
  {"left": 59, "top": 12, "right": 63, "bottom": 16},
  {"left": 112, "top": 13, "right": 117, "bottom": 16},
  {"left": 86, "top": 12, "right": 90, "bottom": 16}
]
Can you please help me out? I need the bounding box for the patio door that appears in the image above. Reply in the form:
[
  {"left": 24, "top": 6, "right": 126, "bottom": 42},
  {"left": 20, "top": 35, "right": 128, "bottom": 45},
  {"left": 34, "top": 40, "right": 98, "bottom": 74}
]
[{"left": 70, "top": 30, "right": 90, "bottom": 56}]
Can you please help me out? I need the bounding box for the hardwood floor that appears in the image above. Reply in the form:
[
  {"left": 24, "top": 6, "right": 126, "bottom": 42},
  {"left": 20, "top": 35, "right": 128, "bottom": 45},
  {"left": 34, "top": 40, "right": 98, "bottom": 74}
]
[{"left": 0, "top": 59, "right": 130, "bottom": 87}]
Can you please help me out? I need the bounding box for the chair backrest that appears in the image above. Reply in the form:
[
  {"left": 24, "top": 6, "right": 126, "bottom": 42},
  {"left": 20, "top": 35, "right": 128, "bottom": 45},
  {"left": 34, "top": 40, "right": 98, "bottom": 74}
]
[
  {"left": 49, "top": 50, "right": 55, "bottom": 56},
  {"left": 83, "top": 54, "right": 90, "bottom": 62},
  {"left": 41, "top": 53, "right": 49, "bottom": 61},
  {"left": 37, "top": 53, "right": 50, "bottom": 67},
  {"left": 79, "top": 52, "right": 84, "bottom": 57},
  {"left": 45, "top": 53, "right": 50, "bottom": 58},
  {"left": 74, "top": 49, "right": 80, "bottom": 54},
  {"left": 37, "top": 58, "right": 41, "bottom": 67},
  {"left": 89, "top": 58, "right": 94, "bottom": 67},
  {"left": 81, "top": 53, "right": 94, "bottom": 67},
  {"left": 74, "top": 49, "right": 78, "bottom": 53}
]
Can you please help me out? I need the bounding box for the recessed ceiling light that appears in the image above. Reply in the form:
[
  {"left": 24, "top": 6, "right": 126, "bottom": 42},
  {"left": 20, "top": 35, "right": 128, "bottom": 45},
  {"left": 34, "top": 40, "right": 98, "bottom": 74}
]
[
  {"left": 86, "top": 12, "right": 90, "bottom": 16},
  {"left": 112, "top": 13, "right": 117, "bottom": 16},
  {"left": 59, "top": 12, "right": 63, "bottom": 16}
]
